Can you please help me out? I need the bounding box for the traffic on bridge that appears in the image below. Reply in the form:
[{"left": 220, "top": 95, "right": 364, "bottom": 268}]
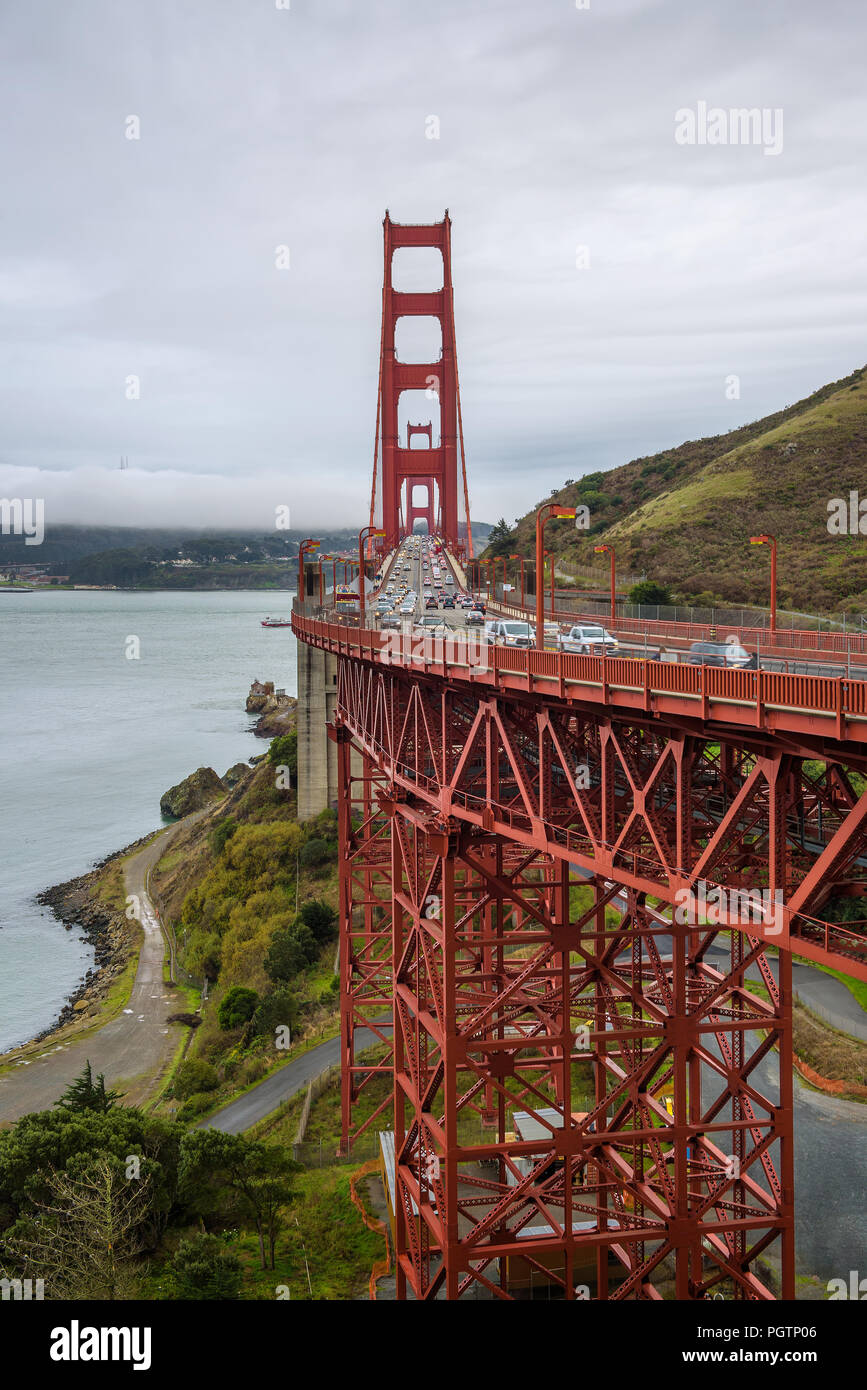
[{"left": 293, "top": 214, "right": 867, "bottom": 1304}]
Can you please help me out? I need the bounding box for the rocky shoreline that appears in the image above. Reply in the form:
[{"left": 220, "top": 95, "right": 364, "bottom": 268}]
[
  {"left": 9, "top": 684, "right": 294, "bottom": 1057},
  {"left": 246, "top": 679, "right": 297, "bottom": 737},
  {"left": 27, "top": 834, "right": 154, "bottom": 1045}
]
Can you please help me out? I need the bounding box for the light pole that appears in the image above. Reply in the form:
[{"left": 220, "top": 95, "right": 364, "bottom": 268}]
[
  {"left": 509, "top": 554, "right": 525, "bottom": 608},
  {"left": 594, "top": 543, "right": 616, "bottom": 625},
  {"left": 496, "top": 556, "right": 508, "bottom": 598},
  {"left": 358, "top": 526, "right": 386, "bottom": 622},
  {"left": 750, "top": 534, "right": 777, "bottom": 634},
  {"left": 482, "top": 559, "right": 494, "bottom": 603},
  {"left": 297, "top": 539, "right": 320, "bottom": 602},
  {"left": 544, "top": 550, "right": 554, "bottom": 618},
  {"left": 535, "top": 502, "right": 577, "bottom": 650}
]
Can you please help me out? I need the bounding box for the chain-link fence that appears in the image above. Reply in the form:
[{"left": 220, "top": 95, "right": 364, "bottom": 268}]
[{"left": 293, "top": 1135, "right": 383, "bottom": 1168}]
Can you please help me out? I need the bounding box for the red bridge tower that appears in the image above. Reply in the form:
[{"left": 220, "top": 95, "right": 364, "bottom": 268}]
[{"left": 369, "top": 212, "right": 472, "bottom": 554}]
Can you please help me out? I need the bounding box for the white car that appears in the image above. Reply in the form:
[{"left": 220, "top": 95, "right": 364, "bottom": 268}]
[
  {"left": 487, "top": 619, "right": 535, "bottom": 647},
  {"left": 559, "top": 624, "right": 618, "bottom": 654}
]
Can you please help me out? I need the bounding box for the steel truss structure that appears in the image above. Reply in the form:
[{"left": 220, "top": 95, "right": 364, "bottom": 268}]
[{"left": 330, "top": 651, "right": 867, "bottom": 1300}]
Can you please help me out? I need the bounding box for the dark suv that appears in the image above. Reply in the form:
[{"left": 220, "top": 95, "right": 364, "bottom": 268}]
[{"left": 686, "top": 641, "right": 758, "bottom": 670}]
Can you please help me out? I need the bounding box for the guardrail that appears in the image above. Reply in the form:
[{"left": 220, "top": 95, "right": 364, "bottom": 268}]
[
  {"left": 292, "top": 611, "right": 867, "bottom": 972},
  {"left": 481, "top": 593, "right": 867, "bottom": 663},
  {"left": 292, "top": 611, "right": 867, "bottom": 743}
]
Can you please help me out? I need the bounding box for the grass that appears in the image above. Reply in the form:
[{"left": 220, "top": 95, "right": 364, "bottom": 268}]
[
  {"left": 137, "top": 1164, "right": 384, "bottom": 1301},
  {"left": 792, "top": 1002, "right": 867, "bottom": 1095}
]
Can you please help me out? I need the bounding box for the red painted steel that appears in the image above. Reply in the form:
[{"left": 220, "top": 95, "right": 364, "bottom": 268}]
[
  {"left": 293, "top": 215, "right": 867, "bottom": 1300},
  {"left": 378, "top": 213, "right": 463, "bottom": 549}
]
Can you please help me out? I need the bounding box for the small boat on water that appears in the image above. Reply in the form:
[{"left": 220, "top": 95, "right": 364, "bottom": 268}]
[{"left": 261, "top": 616, "right": 292, "bottom": 627}]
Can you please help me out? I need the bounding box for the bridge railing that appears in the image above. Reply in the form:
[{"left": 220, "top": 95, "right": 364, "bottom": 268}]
[
  {"left": 291, "top": 637, "right": 867, "bottom": 970},
  {"left": 292, "top": 611, "right": 867, "bottom": 725},
  {"left": 483, "top": 591, "right": 867, "bottom": 662}
]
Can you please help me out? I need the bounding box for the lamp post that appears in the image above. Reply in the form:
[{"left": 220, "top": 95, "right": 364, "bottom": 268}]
[
  {"left": 496, "top": 556, "right": 508, "bottom": 598},
  {"left": 509, "top": 554, "right": 525, "bottom": 609},
  {"left": 750, "top": 534, "right": 777, "bottom": 634},
  {"left": 358, "top": 526, "right": 386, "bottom": 622},
  {"left": 593, "top": 543, "right": 616, "bottom": 625},
  {"left": 482, "top": 559, "right": 494, "bottom": 603},
  {"left": 297, "top": 539, "right": 320, "bottom": 602},
  {"left": 544, "top": 550, "right": 555, "bottom": 618},
  {"left": 535, "top": 503, "right": 577, "bottom": 650}
]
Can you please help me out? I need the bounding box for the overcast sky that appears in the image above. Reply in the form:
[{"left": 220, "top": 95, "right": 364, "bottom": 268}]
[{"left": 1, "top": 0, "right": 865, "bottom": 532}]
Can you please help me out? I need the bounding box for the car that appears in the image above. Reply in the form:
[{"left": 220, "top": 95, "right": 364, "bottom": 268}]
[
  {"left": 442, "top": 596, "right": 455, "bottom": 609},
  {"left": 425, "top": 596, "right": 439, "bottom": 609},
  {"left": 465, "top": 608, "right": 485, "bottom": 625},
  {"left": 414, "top": 616, "right": 450, "bottom": 636},
  {"left": 685, "top": 640, "right": 758, "bottom": 670},
  {"left": 381, "top": 612, "right": 402, "bottom": 629},
  {"left": 559, "top": 624, "right": 619, "bottom": 654},
  {"left": 487, "top": 619, "right": 535, "bottom": 647}
]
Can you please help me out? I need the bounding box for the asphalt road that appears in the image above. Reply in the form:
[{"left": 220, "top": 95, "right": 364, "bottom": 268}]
[
  {"left": 0, "top": 816, "right": 203, "bottom": 1124},
  {"left": 201, "top": 1025, "right": 388, "bottom": 1134}
]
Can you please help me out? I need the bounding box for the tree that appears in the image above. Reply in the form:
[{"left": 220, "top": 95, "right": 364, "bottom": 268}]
[
  {"left": 298, "top": 899, "right": 337, "bottom": 943},
  {"left": 0, "top": 1107, "right": 183, "bottom": 1250},
  {"left": 0, "top": 1155, "right": 152, "bottom": 1299},
  {"left": 55, "top": 1061, "right": 122, "bottom": 1114},
  {"left": 268, "top": 731, "right": 298, "bottom": 776},
  {"left": 486, "top": 517, "right": 517, "bottom": 558},
  {"left": 169, "top": 1232, "right": 243, "bottom": 1300},
  {"left": 264, "top": 925, "right": 316, "bottom": 983},
  {"left": 178, "top": 1130, "right": 298, "bottom": 1270},
  {"left": 628, "top": 580, "right": 672, "bottom": 606},
  {"left": 218, "top": 986, "right": 260, "bottom": 1030}
]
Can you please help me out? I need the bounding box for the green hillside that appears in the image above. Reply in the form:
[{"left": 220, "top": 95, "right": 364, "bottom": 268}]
[{"left": 497, "top": 365, "right": 867, "bottom": 614}]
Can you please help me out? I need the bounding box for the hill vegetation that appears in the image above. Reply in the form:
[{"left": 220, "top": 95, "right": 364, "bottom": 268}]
[{"left": 491, "top": 365, "right": 867, "bottom": 614}]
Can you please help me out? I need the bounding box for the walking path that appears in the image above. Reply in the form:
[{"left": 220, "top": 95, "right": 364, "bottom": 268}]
[{"left": 0, "top": 815, "right": 205, "bottom": 1125}]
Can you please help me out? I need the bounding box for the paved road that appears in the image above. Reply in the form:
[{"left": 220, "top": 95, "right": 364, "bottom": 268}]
[
  {"left": 0, "top": 816, "right": 203, "bottom": 1124},
  {"left": 201, "top": 1024, "right": 388, "bottom": 1134}
]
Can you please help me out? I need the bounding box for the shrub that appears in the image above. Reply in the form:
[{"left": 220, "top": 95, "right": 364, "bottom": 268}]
[
  {"left": 252, "top": 987, "right": 300, "bottom": 1041},
  {"left": 264, "top": 924, "right": 317, "bottom": 983},
  {"left": 169, "top": 1232, "right": 244, "bottom": 1300},
  {"left": 218, "top": 986, "right": 260, "bottom": 1031},
  {"left": 299, "top": 838, "right": 332, "bottom": 869},
  {"left": 210, "top": 818, "right": 238, "bottom": 857},
  {"left": 629, "top": 580, "right": 672, "bottom": 606},
  {"left": 173, "top": 1058, "right": 219, "bottom": 1101},
  {"left": 268, "top": 731, "right": 297, "bottom": 774},
  {"left": 177, "top": 1091, "right": 218, "bottom": 1120}
]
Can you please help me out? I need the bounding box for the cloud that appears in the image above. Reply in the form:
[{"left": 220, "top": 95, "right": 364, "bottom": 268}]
[{"left": 1, "top": 0, "right": 865, "bottom": 527}]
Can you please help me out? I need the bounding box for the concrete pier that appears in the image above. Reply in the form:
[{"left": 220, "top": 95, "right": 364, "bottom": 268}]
[{"left": 296, "top": 637, "right": 338, "bottom": 819}]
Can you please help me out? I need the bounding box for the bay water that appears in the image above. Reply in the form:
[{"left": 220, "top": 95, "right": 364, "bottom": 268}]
[{"left": 0, "top": 589, "right": 297, "bottom": 1052}]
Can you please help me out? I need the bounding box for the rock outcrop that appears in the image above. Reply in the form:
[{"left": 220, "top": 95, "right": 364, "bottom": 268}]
[
  {"left": 223, "top": 762, "right": 250, "bottom": 788},
  {"left": 160, "top": 767, "right": 226, "bottom": 818},
  {"left": 245, "top": 680, "right": 297, "bottom": 737}
]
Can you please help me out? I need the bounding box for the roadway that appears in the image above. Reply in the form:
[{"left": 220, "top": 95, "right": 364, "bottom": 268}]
[
  {"left": 0, "top": 817, "right": 205, "bottom": 1124},
  {"left": 370, "top": 539, "right": 864, "bottom": 680}
]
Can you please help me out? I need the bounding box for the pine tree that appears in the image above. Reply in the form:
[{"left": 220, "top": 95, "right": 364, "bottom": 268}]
[{"left": 55, "top": 1060, "right": 123, "bottom": 1113}]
